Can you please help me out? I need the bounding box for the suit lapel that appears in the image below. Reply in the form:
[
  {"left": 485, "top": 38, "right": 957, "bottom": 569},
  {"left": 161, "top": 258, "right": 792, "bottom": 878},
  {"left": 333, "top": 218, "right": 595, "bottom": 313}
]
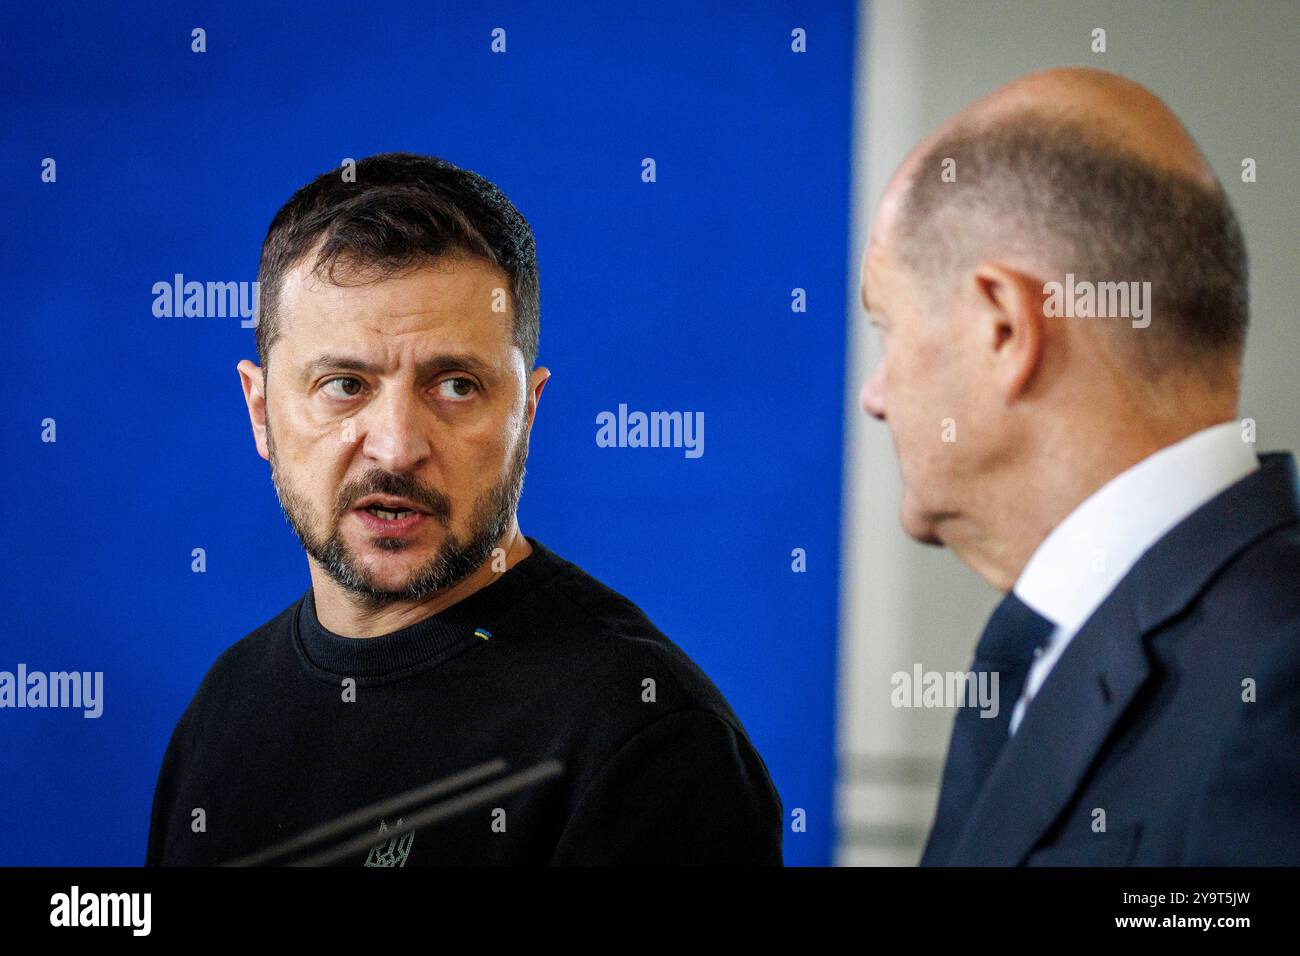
[
  {"left": 946, "top": 580, "right": 1151, "bottom": 865},
  {"left": 945, "top": 452, "right": 1300, "bottom": 865}
]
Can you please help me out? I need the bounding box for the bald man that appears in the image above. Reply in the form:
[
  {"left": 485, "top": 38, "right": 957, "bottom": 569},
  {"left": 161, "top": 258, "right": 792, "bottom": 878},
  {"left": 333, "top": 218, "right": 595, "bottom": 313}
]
[{"left": 858, "top": 68, "right": 1300, "bottom": 866}]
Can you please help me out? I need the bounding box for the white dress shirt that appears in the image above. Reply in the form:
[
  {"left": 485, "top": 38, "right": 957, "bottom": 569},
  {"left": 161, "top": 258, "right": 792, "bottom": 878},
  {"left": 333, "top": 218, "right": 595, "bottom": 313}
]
[{"left": 1008, "top": 422, "right": 1260, "bottom": 735}]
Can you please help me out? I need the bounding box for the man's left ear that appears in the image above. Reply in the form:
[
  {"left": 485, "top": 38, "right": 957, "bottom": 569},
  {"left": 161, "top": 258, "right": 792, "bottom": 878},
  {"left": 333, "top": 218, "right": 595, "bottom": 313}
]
[
  {"left": 525, "top": 366, "right": 550, "bottom": 430},
  {"left": 970, "top": 263, "right": 1045, "bottom": 401}
]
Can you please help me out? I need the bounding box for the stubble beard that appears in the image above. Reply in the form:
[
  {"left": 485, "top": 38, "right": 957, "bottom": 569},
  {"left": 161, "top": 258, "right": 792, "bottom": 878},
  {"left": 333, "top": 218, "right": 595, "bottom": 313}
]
[{"left": 266, "top": 415, "right": 528, "bottom": 611}]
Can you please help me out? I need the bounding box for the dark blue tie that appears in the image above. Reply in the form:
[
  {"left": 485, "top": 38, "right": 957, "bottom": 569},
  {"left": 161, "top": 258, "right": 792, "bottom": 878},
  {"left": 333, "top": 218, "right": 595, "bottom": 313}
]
[{"left": 920, "top": 592, "right": 1055, "bottom": 866}]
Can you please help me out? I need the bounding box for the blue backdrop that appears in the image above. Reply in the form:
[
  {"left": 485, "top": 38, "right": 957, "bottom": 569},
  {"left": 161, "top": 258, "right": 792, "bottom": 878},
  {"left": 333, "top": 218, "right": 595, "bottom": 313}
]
[{"left": 2, "top": 0, "right": 854, "bottom": 866}]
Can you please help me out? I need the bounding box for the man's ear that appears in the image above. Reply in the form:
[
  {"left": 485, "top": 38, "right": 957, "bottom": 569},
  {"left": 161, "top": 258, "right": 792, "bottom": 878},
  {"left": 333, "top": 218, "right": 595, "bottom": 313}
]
[
  {"left": 524, "top": 366, "right": 550, "bottom": 431},
  {"left": 236, "top": 359, "right": 270, "bottom": 461},
  {"left": 970, "top": 263, "right": 1045, "bottom": 402}
]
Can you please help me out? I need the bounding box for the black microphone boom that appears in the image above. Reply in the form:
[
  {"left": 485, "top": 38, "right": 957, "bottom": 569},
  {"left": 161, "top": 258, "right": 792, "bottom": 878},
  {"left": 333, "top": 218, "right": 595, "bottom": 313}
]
[{"left": 223, "top": 758, "right": 564, "bottom": 867}]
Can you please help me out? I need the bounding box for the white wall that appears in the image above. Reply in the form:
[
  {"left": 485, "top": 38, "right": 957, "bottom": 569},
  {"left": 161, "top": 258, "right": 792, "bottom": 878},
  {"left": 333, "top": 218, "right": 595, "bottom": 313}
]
[{"left": 837, "top": 0, "right": 1300, "bottom": 866}]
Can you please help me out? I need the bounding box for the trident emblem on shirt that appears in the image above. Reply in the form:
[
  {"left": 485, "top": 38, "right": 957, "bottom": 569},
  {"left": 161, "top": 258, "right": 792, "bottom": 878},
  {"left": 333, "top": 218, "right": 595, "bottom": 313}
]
[{"left": 364, "top": 818, "right": 414, "bottom": 867}]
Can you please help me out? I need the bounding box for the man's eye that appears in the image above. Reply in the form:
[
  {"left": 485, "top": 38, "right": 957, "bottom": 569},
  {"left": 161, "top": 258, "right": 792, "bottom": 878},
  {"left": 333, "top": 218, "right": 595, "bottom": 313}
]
[
  {"left": 321, "top": 377, "right": 365, "bottom": 399},
  {"left": 437, "top": 378, "right": 477, "bottom": 401}
]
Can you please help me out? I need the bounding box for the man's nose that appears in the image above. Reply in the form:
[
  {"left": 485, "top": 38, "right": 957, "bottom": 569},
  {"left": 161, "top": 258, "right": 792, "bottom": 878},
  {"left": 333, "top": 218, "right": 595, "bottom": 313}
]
[
  {"left": 859, "top": 363, "right": 886, "bottom": 420},
  {"left": 359, "top": 391, "right": 432, "bottom": 472}
]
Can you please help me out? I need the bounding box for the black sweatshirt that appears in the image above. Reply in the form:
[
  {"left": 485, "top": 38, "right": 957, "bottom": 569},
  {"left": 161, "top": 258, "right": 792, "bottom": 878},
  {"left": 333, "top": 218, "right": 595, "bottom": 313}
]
[{"left": 146, "top": 538, "right": 784, "bottom": 865}]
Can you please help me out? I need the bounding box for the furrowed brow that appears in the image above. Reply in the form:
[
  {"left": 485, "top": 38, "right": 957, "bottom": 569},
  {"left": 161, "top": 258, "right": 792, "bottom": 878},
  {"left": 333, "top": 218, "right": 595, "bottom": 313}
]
[
  {"left": 300, "top": 353, "right": 497, "bottom": 384},
  {"left": 300, "top": 355, "right": 381, "bottom": 383}
]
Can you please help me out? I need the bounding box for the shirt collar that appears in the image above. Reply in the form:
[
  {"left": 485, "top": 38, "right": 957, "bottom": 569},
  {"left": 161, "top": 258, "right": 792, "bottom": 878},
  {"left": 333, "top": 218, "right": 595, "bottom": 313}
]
[
  {"left": 1013, "top": 422, "right": 1260, "bottom": 634},
  {"left": 292, "top": 538, "right": 556, "bottom": 681}
]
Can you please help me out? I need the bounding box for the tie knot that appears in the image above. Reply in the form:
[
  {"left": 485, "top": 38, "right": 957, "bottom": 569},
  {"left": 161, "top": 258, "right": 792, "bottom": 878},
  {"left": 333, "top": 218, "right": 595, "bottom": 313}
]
[{"left": 975, "top": 592, "right": 1055, "bottom": 666}]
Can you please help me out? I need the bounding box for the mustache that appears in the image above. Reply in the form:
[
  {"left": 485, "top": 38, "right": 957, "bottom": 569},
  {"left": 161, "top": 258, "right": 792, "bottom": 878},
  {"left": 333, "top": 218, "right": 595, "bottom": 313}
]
[{"left": 336, "top": 472, "right": 453, "bottom": 523}]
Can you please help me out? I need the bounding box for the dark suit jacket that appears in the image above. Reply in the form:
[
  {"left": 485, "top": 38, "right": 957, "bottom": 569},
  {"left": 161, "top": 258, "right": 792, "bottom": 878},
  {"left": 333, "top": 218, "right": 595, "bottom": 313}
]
[{"left": 942, "top": 451, "right": 1300, "bottom": 865}]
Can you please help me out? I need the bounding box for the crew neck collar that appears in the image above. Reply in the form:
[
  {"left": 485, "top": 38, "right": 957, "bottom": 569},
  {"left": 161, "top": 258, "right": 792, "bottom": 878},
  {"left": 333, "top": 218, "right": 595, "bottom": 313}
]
[{"left": 292, "top": 536, "right": 558, "bottom": 681}]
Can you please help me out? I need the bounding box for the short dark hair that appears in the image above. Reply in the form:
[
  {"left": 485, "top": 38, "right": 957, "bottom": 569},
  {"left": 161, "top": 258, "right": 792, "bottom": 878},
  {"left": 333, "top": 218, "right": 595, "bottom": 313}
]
[
  {"left": 894, "top": 113, "right": 1248, "bottom": 373},
  {"left": 255, "top": 152, "right": 539, "bottom": 369}
]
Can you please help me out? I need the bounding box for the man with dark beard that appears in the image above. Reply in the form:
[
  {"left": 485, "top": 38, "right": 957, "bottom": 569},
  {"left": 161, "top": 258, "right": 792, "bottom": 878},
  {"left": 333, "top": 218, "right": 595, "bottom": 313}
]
[{"left": 146, "top": 153, "right": 783, "bottom": 866}]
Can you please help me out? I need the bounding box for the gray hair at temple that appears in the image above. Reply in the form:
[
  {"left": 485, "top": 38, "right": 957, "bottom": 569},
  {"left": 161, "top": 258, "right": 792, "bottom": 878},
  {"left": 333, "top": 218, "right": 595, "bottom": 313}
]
[{"left": 892, "top": 112, "right": 1248, "bottom": 380}]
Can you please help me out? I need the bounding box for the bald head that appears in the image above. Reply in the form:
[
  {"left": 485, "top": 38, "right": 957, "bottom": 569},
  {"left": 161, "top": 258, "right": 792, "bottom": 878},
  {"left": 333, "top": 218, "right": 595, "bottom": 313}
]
[
  {"left": 954, "top": 68, "right": 1216, "bottom": 186},
  {"left": 877, "top": 67, "right": 1247, "bottom": 376},
  {"left": 879, "top": 69, "right": 1215, "bottom": 234}
]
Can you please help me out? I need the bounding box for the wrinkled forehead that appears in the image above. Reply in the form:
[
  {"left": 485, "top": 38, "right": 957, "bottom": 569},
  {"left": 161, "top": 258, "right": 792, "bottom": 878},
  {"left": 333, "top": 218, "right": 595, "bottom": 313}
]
[
  {"left": 861, "top": 195, "right": 911, "bottom": 312},
  {"left": 859, "top": 238, "right": 892, "bottom": 317},
  {"left": 863, "top": 136, "right": 931, "bottom": 273},
  {"left": 276, "top": 253, "right": 515, "bottom": 355}
]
